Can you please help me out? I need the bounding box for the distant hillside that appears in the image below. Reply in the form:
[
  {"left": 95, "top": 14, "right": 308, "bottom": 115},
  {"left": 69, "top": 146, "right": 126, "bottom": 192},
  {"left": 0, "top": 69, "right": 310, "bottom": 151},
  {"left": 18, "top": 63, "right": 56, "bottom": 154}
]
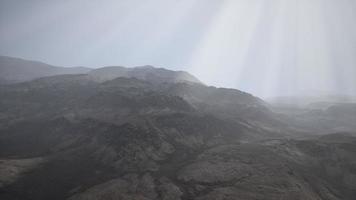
[
  {"left": 0, "top": 56, "right": 91, "bottom": 84},
  {"left": 88, "top": 65, "right": 202, "bottom": 84},
  {"left": 0, "top": 56, "right": 202, "bottom": 86},
  {"left": 267, "top": 94, "right": 356, "bottom": 109}
]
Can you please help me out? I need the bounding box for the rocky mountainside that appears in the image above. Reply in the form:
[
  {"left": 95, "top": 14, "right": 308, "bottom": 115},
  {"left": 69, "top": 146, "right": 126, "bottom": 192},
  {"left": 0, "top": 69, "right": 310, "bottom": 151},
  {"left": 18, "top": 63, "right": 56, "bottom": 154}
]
[{"left": 0, "top": 57, "right": 355, "bottom": 200}]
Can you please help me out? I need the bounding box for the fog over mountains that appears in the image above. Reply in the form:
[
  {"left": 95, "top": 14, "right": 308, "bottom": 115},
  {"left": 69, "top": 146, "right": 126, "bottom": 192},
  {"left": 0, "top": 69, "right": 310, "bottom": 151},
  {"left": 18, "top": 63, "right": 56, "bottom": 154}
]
[
  {"left": 2, "top": 0, "right": 356, "bottom": 98},
  {"left": 0, "top": 56, "right": 356, "bottom": 200}
]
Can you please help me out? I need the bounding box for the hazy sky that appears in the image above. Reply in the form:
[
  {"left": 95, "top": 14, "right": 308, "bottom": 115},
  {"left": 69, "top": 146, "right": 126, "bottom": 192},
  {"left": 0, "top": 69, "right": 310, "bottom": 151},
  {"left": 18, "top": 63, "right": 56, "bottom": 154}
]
[{"left": 0, "top": 0, "right": 355, "bottom": 98}]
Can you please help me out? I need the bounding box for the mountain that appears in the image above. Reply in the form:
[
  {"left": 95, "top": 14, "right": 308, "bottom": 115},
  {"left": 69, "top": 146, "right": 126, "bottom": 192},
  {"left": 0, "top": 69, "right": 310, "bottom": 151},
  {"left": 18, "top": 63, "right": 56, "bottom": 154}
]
[
  {"left": 0, "top": 73, "right": 270, "bottom": 200},
  {"left": 88, "top": 65, "right": 202, "bottom": 84},
  {"left": 0, "top": 55, "right": 202, "bottom": 85},
  {"left": 0, "top": 56, "right": 355, "bottom": 200},
  {"left": 0, "top": 56, "right": 91, "bottom": 84},
  {"left": 267, "top": 95, "right": 356, "bottom": 133},
  {"left": 267, "top": 94, "right": 356, "bottom": 109}
]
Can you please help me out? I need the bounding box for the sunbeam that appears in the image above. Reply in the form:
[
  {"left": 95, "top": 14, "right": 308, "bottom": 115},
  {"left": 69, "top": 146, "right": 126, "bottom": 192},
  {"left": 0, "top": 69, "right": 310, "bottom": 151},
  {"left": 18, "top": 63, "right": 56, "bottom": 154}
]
[
  {"left": 186, "top": 0, "right": 356, "bottom": 98},
  {"left": 1, "top": 1, "right": 356, "bottom": 199},
  {"left": 0, "top": 0, "right": 355, "bottom": 98}
]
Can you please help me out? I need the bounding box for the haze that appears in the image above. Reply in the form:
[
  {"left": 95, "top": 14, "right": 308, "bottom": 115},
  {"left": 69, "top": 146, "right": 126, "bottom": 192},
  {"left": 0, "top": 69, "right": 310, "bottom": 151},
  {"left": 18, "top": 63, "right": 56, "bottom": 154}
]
[{"left": 0, "top": 0, "right": 355, "bottom": 98}]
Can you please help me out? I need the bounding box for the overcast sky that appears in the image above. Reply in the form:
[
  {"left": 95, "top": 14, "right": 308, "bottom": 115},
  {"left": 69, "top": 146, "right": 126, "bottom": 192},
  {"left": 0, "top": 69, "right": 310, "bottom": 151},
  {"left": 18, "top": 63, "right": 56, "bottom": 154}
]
[{"left": 0, "top": 0, "right": 355, "bottom": 98}]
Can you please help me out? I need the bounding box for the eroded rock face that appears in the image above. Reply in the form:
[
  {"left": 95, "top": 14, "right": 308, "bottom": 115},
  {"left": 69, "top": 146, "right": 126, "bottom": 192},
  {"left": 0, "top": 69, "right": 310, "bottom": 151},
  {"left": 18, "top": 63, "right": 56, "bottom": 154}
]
[
  {"left": 66, "top": 137, "right": 356, "bottom": 200},
  {"left": 68, "top": 173, "right": 182, "bottom": 200},
  {"left": 0, "top": 158, "right": 44, "bottom": 187},
  {"left": 65, "top": 139, "right": 356, "bottom": 200},
  {"left": 175, "top": 141, "right": 354, "bottom": 200}
]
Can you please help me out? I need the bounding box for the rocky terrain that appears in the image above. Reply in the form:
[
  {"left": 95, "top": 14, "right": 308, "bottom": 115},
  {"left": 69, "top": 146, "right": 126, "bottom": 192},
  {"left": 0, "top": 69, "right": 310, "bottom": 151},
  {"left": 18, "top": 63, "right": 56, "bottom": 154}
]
[{"left": 0, "top": 57, "right": 355, "bottom": 200}]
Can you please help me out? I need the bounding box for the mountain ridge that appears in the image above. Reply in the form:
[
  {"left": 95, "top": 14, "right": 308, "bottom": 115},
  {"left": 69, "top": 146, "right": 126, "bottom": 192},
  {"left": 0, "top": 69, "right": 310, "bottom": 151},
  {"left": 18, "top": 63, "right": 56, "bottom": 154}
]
[
  {"left": 0, "top": 56, "right": 91, "bottom": 84},
  {"left": 1, "top": 56, "right": 356, "bottom": 200},
  {"left": 0, "top": 55, "right": 202, "bottom": 86}
]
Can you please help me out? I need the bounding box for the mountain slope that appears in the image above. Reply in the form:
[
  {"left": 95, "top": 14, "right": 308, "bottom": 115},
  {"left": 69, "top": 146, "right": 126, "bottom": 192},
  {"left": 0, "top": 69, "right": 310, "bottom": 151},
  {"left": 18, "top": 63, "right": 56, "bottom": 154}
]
[
  {"left": 88, "top": 65, "right": 202, "bottom": 84},
  {"left": 0, "top": 57, "right": 355, "bottom": 200},
  {"left": 0, "top": 56, "right": 91, "bottom": 84},
  {"left": 0, "top": 74, "right": 265, "bottom": 200}
]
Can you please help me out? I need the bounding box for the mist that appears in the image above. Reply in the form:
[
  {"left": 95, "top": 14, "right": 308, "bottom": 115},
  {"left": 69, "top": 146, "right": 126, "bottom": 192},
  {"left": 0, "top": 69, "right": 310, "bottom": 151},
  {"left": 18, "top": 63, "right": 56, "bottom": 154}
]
[
  {"left": 1, "top": 1, "right": 356, "bottom": 200},
  {"left": 1, "top": 0, "right": 355, "bottom": 98}
]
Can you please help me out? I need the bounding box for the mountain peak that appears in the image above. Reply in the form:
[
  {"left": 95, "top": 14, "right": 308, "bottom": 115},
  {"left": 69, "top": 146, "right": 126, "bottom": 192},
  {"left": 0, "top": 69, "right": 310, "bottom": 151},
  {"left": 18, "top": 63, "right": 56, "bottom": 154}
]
[{"left": 89, "top": 65, "right": 202, "bottom": 85}]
